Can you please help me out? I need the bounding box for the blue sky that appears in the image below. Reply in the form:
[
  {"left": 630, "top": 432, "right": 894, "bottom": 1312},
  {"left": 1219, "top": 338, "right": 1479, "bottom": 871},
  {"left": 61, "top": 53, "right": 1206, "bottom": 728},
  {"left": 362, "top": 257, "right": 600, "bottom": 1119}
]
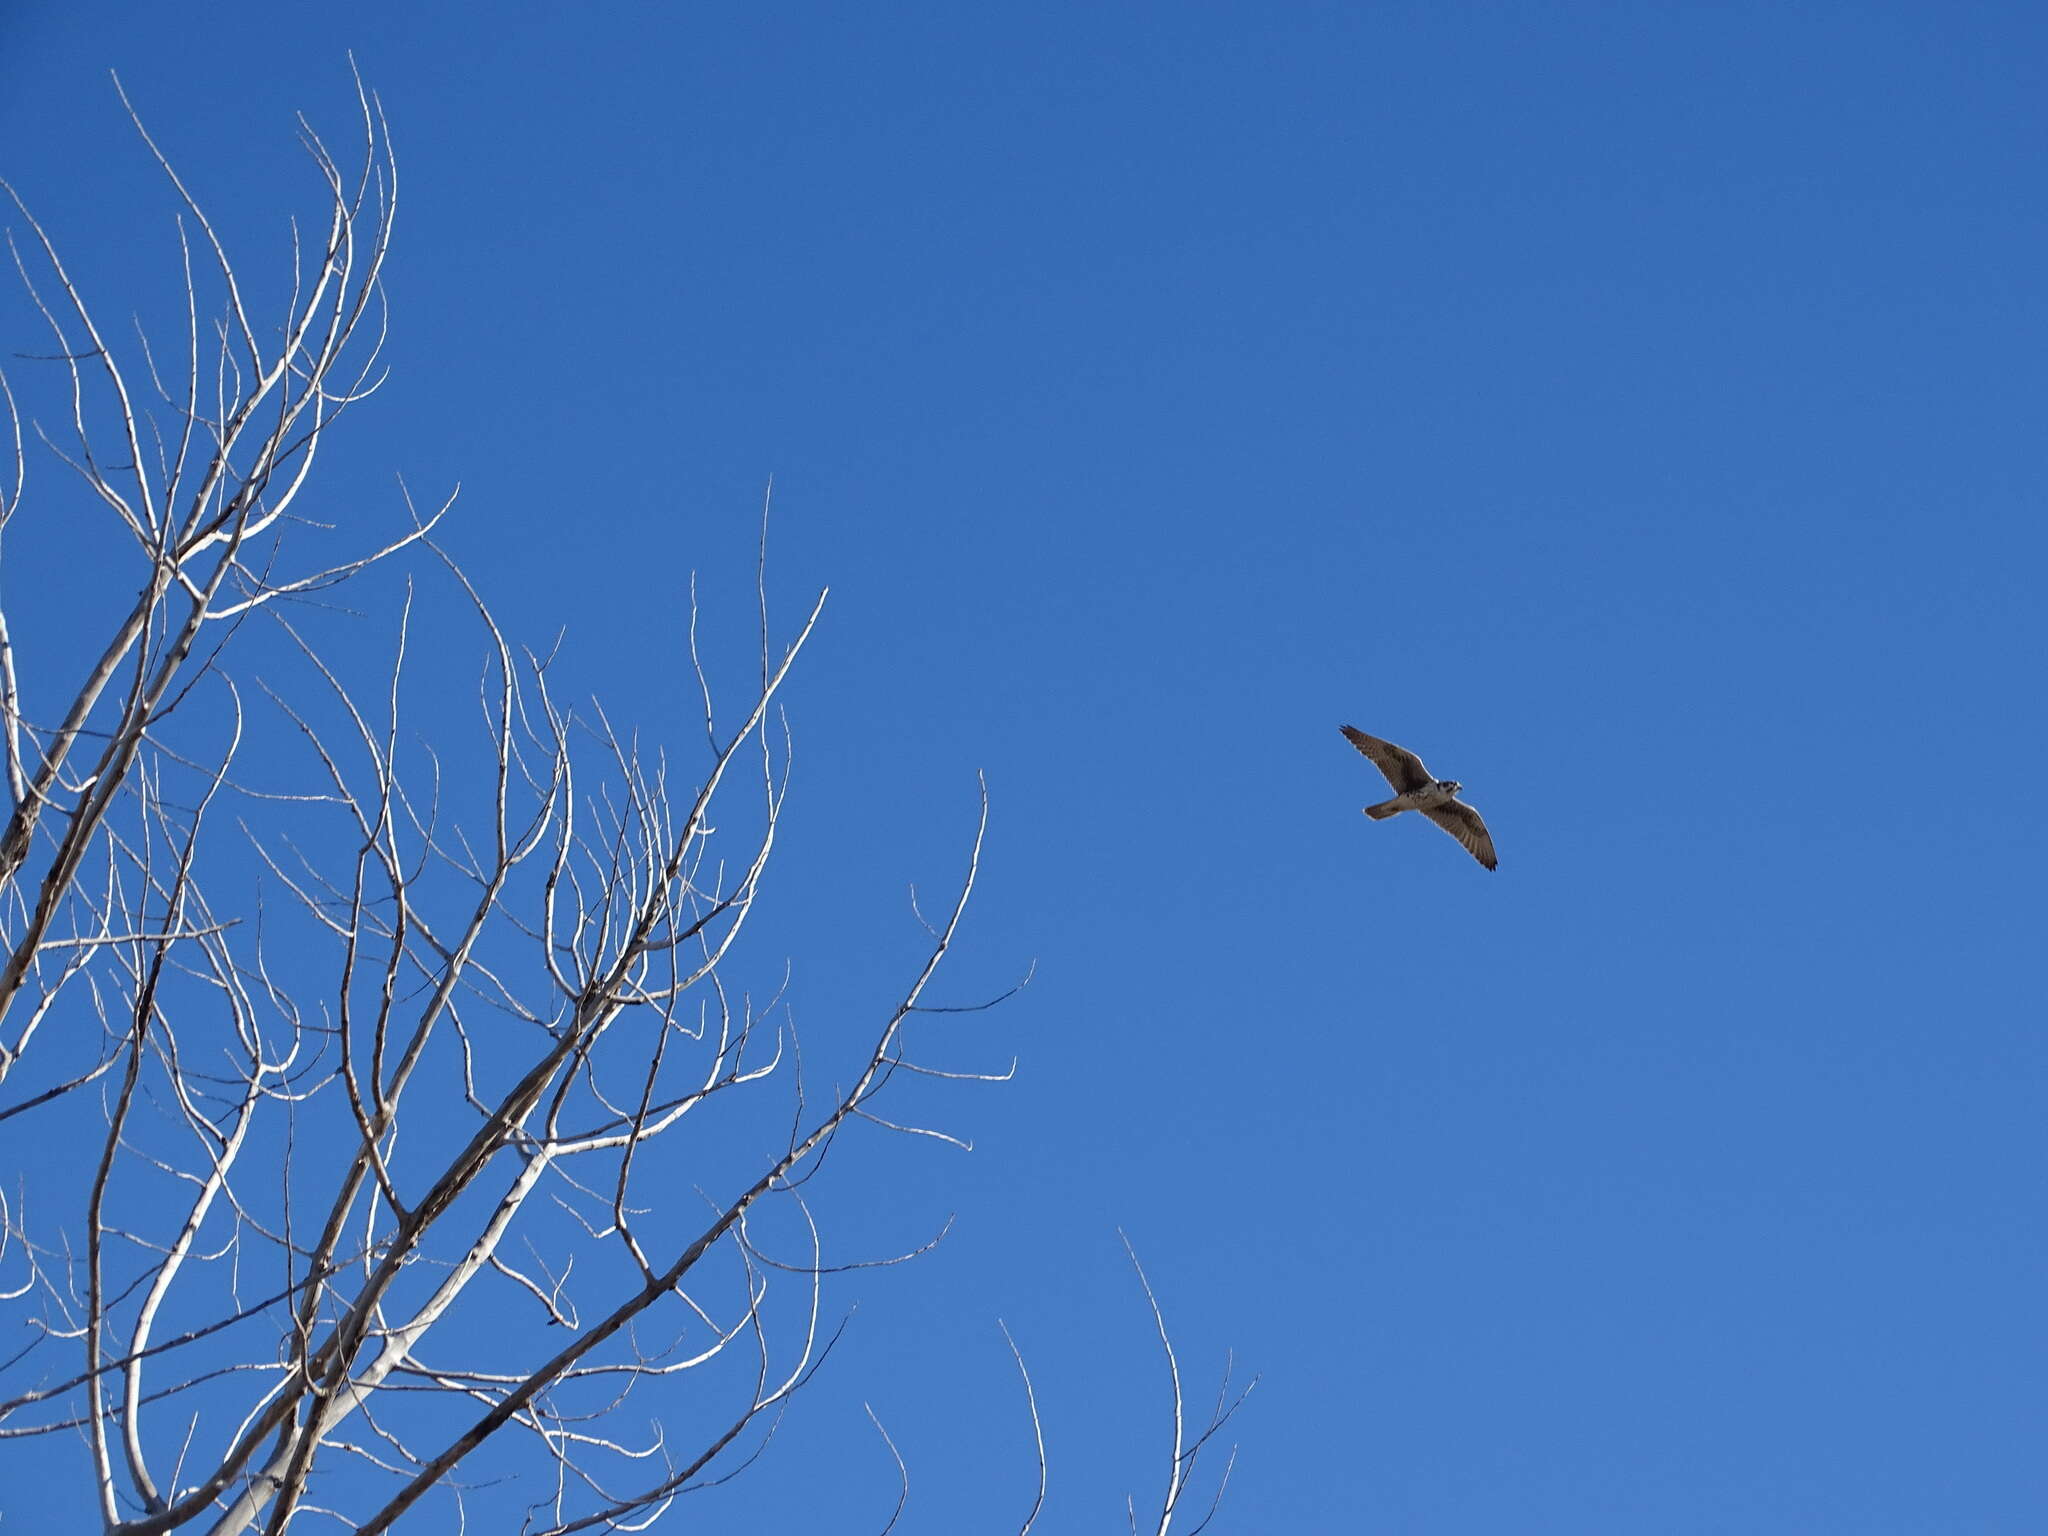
[{"left": 3, "top": 2, "right": 2044, "bottom": 1530}]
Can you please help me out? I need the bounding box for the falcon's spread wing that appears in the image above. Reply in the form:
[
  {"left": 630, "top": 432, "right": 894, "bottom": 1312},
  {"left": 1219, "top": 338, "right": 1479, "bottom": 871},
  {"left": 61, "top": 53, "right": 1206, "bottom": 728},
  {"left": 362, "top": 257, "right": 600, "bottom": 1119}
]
[
  {"left": 1339, "top": 726, "right": 1433, "bottom": 794},
  {"left": 1423, "top": 801, "right": 1498, "bottom": 871}
]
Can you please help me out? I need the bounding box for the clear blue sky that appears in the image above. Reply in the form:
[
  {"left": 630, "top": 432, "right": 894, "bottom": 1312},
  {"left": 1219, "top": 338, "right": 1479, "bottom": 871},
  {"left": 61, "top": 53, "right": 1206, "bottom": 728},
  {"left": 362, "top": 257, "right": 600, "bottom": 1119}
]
[{"left": 4, "top": 3, "right": 2044, "bottom": 1530}]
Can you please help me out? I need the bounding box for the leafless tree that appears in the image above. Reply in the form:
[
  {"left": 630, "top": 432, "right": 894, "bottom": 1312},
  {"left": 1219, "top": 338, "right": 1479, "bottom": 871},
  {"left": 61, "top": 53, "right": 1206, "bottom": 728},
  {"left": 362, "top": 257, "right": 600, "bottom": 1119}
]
[{"left": 0, "top": 75, "right": 1249, "bottom": 1532}]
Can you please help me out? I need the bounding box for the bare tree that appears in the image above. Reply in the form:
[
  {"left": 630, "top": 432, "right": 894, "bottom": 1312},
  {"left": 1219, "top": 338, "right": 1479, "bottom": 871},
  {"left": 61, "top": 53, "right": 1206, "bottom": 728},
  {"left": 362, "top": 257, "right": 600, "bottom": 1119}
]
[{"left": 0, "top": 76, "right": 1248, "bottom": 1532}]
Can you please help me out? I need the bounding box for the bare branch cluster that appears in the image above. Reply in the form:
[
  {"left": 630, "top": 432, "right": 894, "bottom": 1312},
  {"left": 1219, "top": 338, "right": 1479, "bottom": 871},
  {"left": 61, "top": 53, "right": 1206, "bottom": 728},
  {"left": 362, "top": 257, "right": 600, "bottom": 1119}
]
[{"left": 0, "top": 75, "right": 1249, "bottom": 1535}]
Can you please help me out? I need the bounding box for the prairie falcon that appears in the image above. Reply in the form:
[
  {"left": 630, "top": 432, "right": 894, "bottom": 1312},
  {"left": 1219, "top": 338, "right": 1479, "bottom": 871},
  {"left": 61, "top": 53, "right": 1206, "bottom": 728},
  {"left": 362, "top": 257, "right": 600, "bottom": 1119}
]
[{"left": 1340, "top": 725, "right": 1498, "bottom": 871}]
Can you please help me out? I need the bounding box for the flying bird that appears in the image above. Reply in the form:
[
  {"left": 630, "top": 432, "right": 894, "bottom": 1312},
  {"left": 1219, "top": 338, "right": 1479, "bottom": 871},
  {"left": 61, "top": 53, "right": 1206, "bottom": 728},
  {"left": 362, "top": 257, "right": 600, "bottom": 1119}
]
[{"left": 1340, "top": 725, "right": 1498, "bottom": 871}]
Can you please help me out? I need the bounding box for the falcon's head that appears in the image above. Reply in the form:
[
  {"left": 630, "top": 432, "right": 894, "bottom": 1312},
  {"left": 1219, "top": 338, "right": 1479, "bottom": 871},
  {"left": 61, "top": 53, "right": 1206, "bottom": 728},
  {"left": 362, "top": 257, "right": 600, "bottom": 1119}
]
[{"left": 1439, "top": 780, "right": 1463, "bottom": 795}]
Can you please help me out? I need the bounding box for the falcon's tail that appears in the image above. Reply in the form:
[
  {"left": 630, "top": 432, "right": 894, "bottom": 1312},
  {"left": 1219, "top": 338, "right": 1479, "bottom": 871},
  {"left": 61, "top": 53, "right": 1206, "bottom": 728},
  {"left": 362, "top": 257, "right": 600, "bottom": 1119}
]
[{"left": 1363, "top": 798, "right": 1403, "bottom": 821}]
